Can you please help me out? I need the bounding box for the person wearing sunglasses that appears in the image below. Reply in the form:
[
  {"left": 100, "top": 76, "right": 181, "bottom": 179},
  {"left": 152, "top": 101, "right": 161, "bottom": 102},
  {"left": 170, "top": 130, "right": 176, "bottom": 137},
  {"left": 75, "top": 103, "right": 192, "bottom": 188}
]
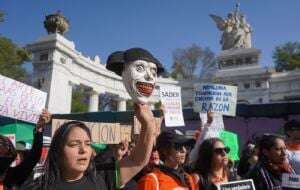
[
  {"left": 284, "top": 119, "right": 300, "bottom": 174},
  {"left": 246, "top": 134, "right": 295, "bottom": 190},
  {"left": 137, "top": 131, "right": 197, "bottom": 190},
  {"left": 193, "top": 138, "right": 236, "bottom": 190}
]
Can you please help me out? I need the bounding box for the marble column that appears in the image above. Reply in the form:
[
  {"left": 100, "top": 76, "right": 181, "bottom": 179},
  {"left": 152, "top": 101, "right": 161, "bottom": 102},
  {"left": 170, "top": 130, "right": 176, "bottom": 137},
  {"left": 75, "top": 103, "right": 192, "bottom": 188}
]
[
  {"left": 117, "top": 99, "right": 127, "bottom": 111},
  {"left": 88, "top": 91, "right": 99, "bottom": 112}
]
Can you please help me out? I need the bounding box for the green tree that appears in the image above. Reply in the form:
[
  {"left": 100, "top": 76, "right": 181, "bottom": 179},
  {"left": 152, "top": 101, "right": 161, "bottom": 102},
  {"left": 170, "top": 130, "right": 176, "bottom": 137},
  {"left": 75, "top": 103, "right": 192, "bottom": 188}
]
[
  {"left": 71, "top": 88, "right": 89, "bottom": 113},
  {"left": 171, "top": 44, "right": 202, "bottom": 80},
  {"left": 0, "top": 37, "right": 30, "bottom": 81},
  {"left": 273, "top": 42, "right": 300, "bottom": 72},
  {"left": 170, "top": 44, "right": 216, "bottom": 80}
]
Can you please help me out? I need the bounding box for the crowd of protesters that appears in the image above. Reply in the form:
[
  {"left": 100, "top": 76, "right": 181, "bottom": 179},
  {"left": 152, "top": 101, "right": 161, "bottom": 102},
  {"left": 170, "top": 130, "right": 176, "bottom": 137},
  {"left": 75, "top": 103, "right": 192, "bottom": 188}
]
[{"left": 0, "top": 104, "right": 300, "bottom": 190}]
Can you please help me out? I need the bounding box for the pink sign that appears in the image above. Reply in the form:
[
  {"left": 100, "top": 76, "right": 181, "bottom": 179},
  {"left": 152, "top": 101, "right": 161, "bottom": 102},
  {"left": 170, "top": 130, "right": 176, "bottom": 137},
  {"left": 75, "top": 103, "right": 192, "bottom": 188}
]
[{"left": 0, "top": 75, "right": 47, "bottom": 123}]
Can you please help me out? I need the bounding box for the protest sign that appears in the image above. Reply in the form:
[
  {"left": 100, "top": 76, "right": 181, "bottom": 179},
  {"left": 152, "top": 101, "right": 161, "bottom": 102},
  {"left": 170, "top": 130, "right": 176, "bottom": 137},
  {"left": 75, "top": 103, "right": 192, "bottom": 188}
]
[
  {"left": 133, "top": 116, "right": 162, "bottom": 135},
  {"left": 199, "top": 112, "right": 224, "bottom": 129},
  {"left": 160, "top": 85, "right": 185, "bottom": 127},
  {"left": 219, "top": 130, "right": 239, "bottom": 161},
  {"left": 194, "top": 83, "right": 237, "bottom": 116},
  {"left": 218, "top": 179, "right": 255, "bottom": 190},
  {"left": 0, "top": 74, "right": 47, "bottom": 123},
  {"left": 52, "top": 119, "right": 131, "bottom": 144},
  {"left": 282, "top": 173, "right": 300, "bottom": 189}
]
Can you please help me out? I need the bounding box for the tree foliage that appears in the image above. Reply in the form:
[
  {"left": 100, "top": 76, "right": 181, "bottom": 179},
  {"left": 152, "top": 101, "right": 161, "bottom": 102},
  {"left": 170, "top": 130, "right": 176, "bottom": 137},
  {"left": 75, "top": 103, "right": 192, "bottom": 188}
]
[
  {"left": 273, "top": 42, "right": 300, "bottom": 72},
  {"left": 171, "top": 44, "right": 217, "bottom": 80},
  {"left": 0, "top": 36, "right": 30, "bottom": 81},
  {"left": 71, "top": 87, "right": 89, "bottom": 113}
]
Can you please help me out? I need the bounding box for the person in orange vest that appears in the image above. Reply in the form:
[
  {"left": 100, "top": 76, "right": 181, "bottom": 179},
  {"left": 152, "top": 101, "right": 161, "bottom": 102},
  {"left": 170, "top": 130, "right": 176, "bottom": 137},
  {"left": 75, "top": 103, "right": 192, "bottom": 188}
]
[{"left": 137, "top": 131, "right": 197, "bottom": 190}]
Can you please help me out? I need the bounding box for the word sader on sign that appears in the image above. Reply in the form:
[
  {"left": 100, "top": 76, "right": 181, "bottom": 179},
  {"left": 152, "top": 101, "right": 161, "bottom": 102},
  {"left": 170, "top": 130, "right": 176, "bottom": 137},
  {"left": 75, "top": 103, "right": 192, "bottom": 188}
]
[
  {"left": 160, "top": 85, "right": 185, "bottom": 127},
  {"left": 194, "top": 83, "right": 237, "bottom": 116}
]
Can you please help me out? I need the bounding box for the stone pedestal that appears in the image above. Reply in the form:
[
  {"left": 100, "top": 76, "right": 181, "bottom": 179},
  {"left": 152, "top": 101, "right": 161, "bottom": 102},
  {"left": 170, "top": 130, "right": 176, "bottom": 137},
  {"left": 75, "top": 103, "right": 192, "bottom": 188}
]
[{"left": 217, "top": 48, "right": 261, "bottom": 70}]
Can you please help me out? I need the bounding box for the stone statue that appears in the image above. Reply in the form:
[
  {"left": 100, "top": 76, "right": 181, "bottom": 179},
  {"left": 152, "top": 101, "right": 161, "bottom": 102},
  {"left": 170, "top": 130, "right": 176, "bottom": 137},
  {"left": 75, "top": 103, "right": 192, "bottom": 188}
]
[
  {"left": 44, "top": 11, "right": 69, "bottom": 35},
  {"left": 106, "top": 48, "right": 164, "bottom": 104},
  {"left": 210, "top": 3, "right": 252, "bottom": 50}
]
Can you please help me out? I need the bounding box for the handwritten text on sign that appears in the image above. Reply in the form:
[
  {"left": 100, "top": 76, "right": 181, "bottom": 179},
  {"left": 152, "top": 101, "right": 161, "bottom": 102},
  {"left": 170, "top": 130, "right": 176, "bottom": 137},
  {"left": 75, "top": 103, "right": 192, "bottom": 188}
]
[
  {"left": 194, "top": 83, "right": 237, "bottom": 116},
  {"left": 52, "top": 119, "right": 131, "bottom": 144},
  {"left": 0, "top": 74, "right": 47, "bottom": 123},
  {"left": 218, "top": 179, "right": 255, "bottom": 190},
  {"left": 282, "top": 173, "right": 300, "bottom": 189},
  {"left": 160, "top": 85, "right": 185, "bottom": 127}
]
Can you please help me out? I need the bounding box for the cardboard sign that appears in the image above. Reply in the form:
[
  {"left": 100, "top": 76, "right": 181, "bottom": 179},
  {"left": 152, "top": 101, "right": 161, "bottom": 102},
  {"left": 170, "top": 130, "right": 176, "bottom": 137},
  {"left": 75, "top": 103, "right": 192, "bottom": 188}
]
[
  {"left": 218, "top": 179, "right": 255, "bottom": 190},
  {"left": 133, "top": 116, "right": 162, "bottom": 135},
  {"left": 160, "top": 85, "right": 185, "bottom": 127},
  {"left": 194, "top": 83, "right": 237, "bottom": 116},
  {"left": 52, "top": 119, "right": 131, "bottom": 144},
  {"left": 219, "top": 130, "right": 240, "bottom": 161},
  {"left": 0, "top": 74, "right": 47, "bottom": 123},
  {"left": 282, "top": 173, "right": 300, "bottom": 189}
]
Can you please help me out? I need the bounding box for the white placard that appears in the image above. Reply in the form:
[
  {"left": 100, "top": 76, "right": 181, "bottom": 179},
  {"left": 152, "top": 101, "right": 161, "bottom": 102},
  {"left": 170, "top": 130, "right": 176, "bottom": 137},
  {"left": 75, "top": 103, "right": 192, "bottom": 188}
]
[
  {"left": 160, "top": 85, "right": 185, "bottom": 127},
  {"left": 282, "top": 173, "right": 300, "bottom": 189},
  {"left": 199, "top": 112, "right": 224, "bottom": 129},
  {"left": 218, "top": 179, "right": 255, "bottom": 190},
  {"left": 0, "top": 74, "right": 47, "bottom": 123},
  {"left": 194, "top": 83, "right": 237, "bottom": 116}
]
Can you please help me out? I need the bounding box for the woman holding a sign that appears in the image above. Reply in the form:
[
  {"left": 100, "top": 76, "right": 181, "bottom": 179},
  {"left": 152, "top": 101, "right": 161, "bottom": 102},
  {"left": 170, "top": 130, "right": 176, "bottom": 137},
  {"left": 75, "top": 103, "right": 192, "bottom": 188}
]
[
  {"left": 23, "top": 103, "right": 156, "bottom": 190},
  {"left": 246, "top": 134, "right": 295, "bottom": 190},
  {"left": 193, "top": 138, "right": 237, "bottom": 190},
  {"left": 0, "top": 110, "right": 50, "bottom": 190}
]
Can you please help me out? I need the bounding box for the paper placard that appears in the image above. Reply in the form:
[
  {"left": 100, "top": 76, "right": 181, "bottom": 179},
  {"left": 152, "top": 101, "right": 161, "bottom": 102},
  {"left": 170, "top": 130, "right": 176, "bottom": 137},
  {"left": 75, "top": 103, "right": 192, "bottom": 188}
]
[
  {"left": 219, "top": 130, "right": 240, "bottom": 161},
  {"left": 0, "top": 74, "right": 47, "bottom": 123},
  {"left": 282, "top": 173, "right": 300, "bottom": 189},
  {"left": 133, "top": 116, "right": 161, "bottom": 135},
  {"left": 218, "top": 179, "right": 255, "bottom": 190},
  {"left": 199, "top": 112, "right": 224, "bottom": 129},
  {"left": 52, "top": 119, "right": 131, "bottom": 144},
  {"left": 194, "top": 83, "right": 237, "bottom": 116},
  {"left": 160, "top": 85, "right": 185, "bottom": 127}
]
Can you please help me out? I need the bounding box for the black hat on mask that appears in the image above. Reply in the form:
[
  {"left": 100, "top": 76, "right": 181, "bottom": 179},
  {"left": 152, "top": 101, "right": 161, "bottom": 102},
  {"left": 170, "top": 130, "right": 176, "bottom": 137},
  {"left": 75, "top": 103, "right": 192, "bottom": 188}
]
[{"left": 106, "top": 48, "right": 165, "bottom": 76}]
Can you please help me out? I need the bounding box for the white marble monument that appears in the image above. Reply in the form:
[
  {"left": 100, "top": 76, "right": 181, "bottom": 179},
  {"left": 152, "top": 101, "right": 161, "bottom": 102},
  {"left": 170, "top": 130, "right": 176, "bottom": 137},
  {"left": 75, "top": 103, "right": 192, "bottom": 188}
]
[
  {"left": 180, "top": 3, "right": 300, "bottom": 107},
  {"left": 26, "top": 13, "right": 177, "bottom": 114}
]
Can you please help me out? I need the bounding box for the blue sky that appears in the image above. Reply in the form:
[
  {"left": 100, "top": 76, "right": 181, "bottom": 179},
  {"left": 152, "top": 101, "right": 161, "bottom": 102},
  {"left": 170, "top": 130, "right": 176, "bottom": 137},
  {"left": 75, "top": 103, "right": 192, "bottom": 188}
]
[{"left": 1, "top": 0, "right": 300, "bottom": 72}]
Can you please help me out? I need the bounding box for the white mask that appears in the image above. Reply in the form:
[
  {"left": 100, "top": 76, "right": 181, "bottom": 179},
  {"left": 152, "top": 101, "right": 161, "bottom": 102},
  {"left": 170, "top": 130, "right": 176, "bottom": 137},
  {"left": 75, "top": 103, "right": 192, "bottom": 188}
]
[{"left": 122, "top": 60, "right": 157, "bottom": 104}]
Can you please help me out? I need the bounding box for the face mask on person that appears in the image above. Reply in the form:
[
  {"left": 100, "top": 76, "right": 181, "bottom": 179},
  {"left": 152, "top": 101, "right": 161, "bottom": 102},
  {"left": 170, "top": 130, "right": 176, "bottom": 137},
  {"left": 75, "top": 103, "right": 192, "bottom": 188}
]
[{"left": 122, "top": 60, "right": 157, "bottom": 104}]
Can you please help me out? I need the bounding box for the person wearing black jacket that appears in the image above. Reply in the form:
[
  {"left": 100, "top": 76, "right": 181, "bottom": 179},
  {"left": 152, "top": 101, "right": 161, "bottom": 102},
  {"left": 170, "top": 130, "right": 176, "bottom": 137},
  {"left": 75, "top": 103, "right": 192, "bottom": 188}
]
[
  {"left": 0, "top": 110, "right": 50, "bottom": 189},
  {"left": 246, "top": 134, "right": 295, "bottom": 190}
]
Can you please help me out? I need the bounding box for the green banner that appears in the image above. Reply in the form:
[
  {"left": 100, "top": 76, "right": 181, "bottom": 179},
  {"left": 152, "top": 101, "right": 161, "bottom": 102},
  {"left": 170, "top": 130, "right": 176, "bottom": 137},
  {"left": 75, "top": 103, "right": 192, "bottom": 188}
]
[{"left": 219, "top": 130, "right": 239, "bottom": 161}]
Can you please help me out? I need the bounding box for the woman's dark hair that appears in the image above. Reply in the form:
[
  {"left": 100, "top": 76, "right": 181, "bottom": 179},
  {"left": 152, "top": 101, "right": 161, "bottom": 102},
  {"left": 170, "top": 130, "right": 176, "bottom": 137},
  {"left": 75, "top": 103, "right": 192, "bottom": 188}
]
[
  {"left": 258, "top": 134, "right": 285, "bottom": 159},
  {"left": 194, "top": 138, "right": 227, "bottom": 177},
  {"left": 0, "top": 135, "right": 17, "bottom": 175},
  {"left": 38, "top": 121, "right": 96, "bottom": 190}
]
